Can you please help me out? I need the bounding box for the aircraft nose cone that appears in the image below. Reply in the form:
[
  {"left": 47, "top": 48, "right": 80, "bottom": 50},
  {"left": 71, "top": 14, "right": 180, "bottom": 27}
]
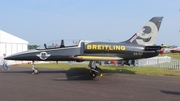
[
  {"left": 4, "top": 53, "right": 24, "bottom": 60},
  {"left": 4, "top": 55, "right": 16, "bottom": 60}
]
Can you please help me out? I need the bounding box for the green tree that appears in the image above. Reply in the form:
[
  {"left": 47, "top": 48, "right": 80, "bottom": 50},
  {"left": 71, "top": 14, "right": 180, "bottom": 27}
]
[{"left": 28, "top": 45, "right": 39, "bottom": 50}]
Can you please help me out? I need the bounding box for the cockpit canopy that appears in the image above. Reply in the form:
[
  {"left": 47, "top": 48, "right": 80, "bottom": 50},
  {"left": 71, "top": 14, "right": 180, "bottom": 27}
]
[{"left": 36, "top": 39, "right": 94, "bottom": 50}]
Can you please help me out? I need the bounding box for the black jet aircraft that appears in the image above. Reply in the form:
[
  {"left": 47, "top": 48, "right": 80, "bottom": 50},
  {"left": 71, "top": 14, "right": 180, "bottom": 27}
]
[{"left": 5, "top": 17, "right": 163, "bottom": 76}]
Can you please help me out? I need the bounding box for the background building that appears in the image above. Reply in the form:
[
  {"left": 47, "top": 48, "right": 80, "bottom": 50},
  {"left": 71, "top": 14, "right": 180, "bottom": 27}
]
[{"left": 0, "top": 30, "right": 28, "bottom": 65}]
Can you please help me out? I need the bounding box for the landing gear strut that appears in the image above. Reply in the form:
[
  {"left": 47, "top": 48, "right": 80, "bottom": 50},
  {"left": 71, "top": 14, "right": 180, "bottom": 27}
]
[
  {"left": 31, "top": 61, "right": 39, "bottom": 74},
  {"left": 88, "top": 61, "right": 103, "bottom": 76}
]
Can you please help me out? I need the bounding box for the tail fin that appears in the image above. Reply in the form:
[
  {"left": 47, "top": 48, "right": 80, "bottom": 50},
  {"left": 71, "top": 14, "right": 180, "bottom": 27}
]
[{"left": 123, "top": 17, "right": 163, "bottom": 46}]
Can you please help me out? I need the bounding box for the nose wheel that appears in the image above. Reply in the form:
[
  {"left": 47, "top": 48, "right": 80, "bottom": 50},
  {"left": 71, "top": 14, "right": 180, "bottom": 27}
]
[
  {"left": 32, "top": 68, "right": 39, "bottom": 74},
  {"left": 31, "top": 61, "right": 39, "bottom": 74}
]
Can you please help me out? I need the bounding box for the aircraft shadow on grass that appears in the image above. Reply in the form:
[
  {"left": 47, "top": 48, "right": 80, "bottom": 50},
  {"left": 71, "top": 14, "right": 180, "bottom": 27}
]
[{"left": 64, "top": 68, "right": 97, "bottom": 80}]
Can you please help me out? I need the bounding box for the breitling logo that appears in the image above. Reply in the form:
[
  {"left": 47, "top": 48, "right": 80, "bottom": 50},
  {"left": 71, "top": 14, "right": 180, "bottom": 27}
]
[
  {"left": 86, "top": 44, "right": 126, "bottom": 50},
  {"left": 36, "top": 52, "right": 51, "bottom": 60}
]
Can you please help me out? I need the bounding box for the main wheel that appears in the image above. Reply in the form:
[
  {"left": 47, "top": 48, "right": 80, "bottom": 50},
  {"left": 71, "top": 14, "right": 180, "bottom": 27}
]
[
  {"left": 95, "top": 67, "right": 102, "bottom": 76},
  {"left": 90, "top": 67, "right": 102, "bottom": 76}
]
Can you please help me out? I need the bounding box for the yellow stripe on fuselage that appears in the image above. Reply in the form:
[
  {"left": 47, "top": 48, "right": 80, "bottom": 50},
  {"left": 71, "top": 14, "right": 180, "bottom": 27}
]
[{"left": 75, "top": 56, "right": 123, "bottom": 61}]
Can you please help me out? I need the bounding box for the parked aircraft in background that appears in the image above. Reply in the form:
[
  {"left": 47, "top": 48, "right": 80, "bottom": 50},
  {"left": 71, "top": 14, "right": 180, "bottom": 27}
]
[
  {"left": 170, "top": 47, "right": 180, "bottom": 54},
  {"left": 160, "top": 47, "right": 180, "bottom": 54},
  {"left": 159, "top": 48, "right": 171, "bottom": 54},
  {"left": 5, "top": 17, "right": 163, "bottom": 77}
]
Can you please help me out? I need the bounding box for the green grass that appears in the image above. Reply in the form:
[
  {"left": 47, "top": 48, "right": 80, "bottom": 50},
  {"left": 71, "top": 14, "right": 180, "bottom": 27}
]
[
  {"left": 19, "top": 63, "right": 180, "bottom": 77},
  {"left": 159, "top": 53, "right": 180, "bottom": 60}
]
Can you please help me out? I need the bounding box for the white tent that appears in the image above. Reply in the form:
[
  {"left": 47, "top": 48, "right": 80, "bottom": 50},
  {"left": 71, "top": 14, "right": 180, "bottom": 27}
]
[{"left": 0, "top": 30, "right": 28, "bottom": 65}]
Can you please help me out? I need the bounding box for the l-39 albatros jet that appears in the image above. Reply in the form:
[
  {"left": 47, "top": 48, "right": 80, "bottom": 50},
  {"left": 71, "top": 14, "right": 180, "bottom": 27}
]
[{"left": 5, "top": 17, "right": 163, "bottom": 76}]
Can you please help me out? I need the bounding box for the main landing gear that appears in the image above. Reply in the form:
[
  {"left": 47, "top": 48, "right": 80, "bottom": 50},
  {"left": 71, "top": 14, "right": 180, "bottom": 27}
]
[
  {"left": 88, "top": 61, "right": 103, "bottom": 77},
  {"left": 31, "top": 61, "right": 39, "bottom": 74}
]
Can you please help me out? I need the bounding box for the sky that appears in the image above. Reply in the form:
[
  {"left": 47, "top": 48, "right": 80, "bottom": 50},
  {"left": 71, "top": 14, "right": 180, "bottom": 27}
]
[{"left": 0, "top": 0, "right": 179, "bottom": 46}]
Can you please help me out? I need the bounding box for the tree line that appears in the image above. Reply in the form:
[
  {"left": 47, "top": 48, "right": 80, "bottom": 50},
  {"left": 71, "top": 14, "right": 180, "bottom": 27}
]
[{"left": 28, "top": 45, "right": 39, "bottom": 50}]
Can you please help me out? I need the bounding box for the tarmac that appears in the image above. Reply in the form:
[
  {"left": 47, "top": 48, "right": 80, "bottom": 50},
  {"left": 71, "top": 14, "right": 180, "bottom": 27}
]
[{"left": 0, "top": 66, "right": 180, "bottom": 101}]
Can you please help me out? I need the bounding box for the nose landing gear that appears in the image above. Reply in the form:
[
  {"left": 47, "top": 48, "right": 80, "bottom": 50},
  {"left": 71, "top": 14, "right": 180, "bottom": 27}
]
[{"left": 31, "top": 61, "right": 39, "bottom": 74}]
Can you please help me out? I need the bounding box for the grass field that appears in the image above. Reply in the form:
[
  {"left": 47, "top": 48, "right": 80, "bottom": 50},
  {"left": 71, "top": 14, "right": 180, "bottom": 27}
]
[
  {"left": 20, "top": 63, "right": 180, "bottom": 77},
  {"left": 159, "top": 53, "right": 180, "bottom": 60}
]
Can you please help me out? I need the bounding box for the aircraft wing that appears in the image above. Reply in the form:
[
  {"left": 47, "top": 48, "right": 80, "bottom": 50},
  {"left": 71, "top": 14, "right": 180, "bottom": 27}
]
[{"left": 73, "top": 55, "right": 123, "bottom": 61}]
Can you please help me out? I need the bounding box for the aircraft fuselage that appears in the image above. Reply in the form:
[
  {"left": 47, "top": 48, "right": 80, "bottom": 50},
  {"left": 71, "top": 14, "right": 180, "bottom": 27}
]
[{"left": 5, "top": 42, "right": 161, "bottom": 61}]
